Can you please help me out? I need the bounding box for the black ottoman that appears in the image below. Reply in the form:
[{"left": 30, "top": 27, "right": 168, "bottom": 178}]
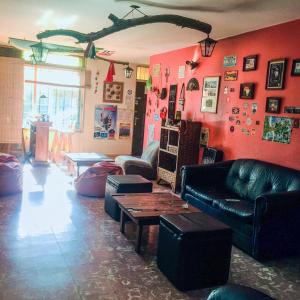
[
  {"left": 104, "top": 175, "right": 153, "bottom": 221},
  {"left": 157, "top": 212, "right": 232, "bottom": 291}
]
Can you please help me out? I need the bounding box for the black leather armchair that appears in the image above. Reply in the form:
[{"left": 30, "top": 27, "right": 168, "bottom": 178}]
[{"left": 181, "top": 159, "right": 300, "bottom": 260}]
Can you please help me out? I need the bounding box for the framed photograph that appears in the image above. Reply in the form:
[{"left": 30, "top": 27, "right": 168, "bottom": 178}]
[
  {"left": 291, "top": 59, "right": 300, "bottom": 76},
  {"left": 265, "top": 97, "right": 281, "bottom": 114},
  {"left": 201, "top": 76, "right": 220, "bottom": 113},
  {"left": 239, "top": 83, "right": 255, "bottom": 99},
  {"left": 103, "top": 81, "right": 124, "bottom": 103},
  {"left": 243, "top": 55, "right": 258, "bottom": 71},
  {"left": 224, "top": 70, "right": 238, "bottom": 81},
  {"left": 266, "top": 58, "right": 287, "bottom": 89}
]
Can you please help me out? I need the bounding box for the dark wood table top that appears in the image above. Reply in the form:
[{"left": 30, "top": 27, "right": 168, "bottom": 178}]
[{"left": 114, "top": 192, "right": 199, "bottom": 221}]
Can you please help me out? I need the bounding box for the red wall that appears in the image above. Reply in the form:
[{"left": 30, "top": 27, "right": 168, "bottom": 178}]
[{"left": 144, "top": 19, "right": 300, "bottom": 170}]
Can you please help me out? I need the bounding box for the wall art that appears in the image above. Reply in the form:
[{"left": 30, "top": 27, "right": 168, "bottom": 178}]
[
  {"left": 251, "top": 103, "right": 258, "bottom": 114},
  {"left": 266, "top": 58, "right": 287, "bottom": 89},
  {"left": 284, "top": 106, "right": 300, "bottom": 114},
  {"left": 103, "top": 81, "right": 124, "bottom": 103},
  {"left": 293, "top": 119, "right": 299, "bottom": 128},
  {"left": 232, "top": 107, "right": 240, "bottom": 114},
  {"left": 168, "top": 84, "right": 177, "bottom": 122},
  {"left": 262, "top": 116, "right": 293, "bottom": 144},
  {"left": 240, "top": 83, "right": 255, "bottom": 99},
  {"left": 148, "top": 124, "right": 155, "bottom": 145},
  {"left": 200, "top": 127, "right": 209, "bottom": 147},
  {"left": 119, "top": 122, "right": 131, "bottom": 139},
  {"left": 291, "top": 59, "right": 300, "bottom": 76},
  {"left": 223, "top": 55, "right": 237, "bottom": 67},
  {"left": 94, "top": 105, "right": 117, "bottom": 139},
  {"left": 152, "top": 63, "right": 161, "bottom": 77},
  {"left": 178, "top": 65, "right": 185, "bottom": 78},
  {"left": 243, "top": 55, "right": 258, "bottom": 71},
  {"left": 265, "top": 97, "right": 281, "bottom": 114},
  {"left": 186, "top": 78, "right": 199, "bottom": 91},
  {"left": 200, "top": 76, "right": 220, "bottom": 113},
  {"left": 224, "top": 70, "right": 238, "bottom": 81}
]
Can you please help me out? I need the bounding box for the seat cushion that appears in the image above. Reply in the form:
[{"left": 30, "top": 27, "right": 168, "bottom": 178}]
[
  {"left": 213, "top": 199, "right": 254, "bottom": 223},
  {"left": 141, "top": 141, "right": 159, "bottom": 167},
  {"left": 185, "top": 185, "right": 238, "bottom": 205}
]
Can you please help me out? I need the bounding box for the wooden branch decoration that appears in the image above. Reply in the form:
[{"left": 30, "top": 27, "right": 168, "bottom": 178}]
[
  {"left": 96, "top": 56, "right": 129, "bottom": 66},
  {"left": 37, "top": 13, "right": 212, "bottom": 43}
]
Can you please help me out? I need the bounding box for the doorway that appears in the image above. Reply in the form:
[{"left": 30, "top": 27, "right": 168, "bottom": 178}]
[{"left": 132, "top": 81, "right": 147, "bottom": 156}]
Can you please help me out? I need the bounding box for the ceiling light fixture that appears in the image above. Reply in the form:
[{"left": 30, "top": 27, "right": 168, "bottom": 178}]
[
  {"left": 199, "top": 35, "right": 217, "bottom": 57},
  {"left": 31, "top": 41, "right": 48, "bottom": 64}
]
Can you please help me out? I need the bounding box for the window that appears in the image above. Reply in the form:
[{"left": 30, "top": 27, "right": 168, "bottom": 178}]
[
  {"left": 136, "top": 66, "right": 149, "bottom": 81},
  {"left": 23, "top": 65, "right": 83, "bottom": 132}
]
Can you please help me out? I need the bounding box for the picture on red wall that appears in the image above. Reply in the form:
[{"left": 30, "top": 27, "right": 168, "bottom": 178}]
[
  {"left": 266, "top": 59, "right": 287, "bottom": 89},
  {"left": 243, "top": 55, "right": 258, "bottom": 71},
  {"left": 201, "top": 77, "right": 220, "bottom": 113},
  {"left": 239, "top": 83, "right": 255, "bottom": 99},
  {"left": 265, "top": 97, "right": 281, "bottom": 114},
  {"left": 262, "top": 116, "right": 293, "bottom": 144}
]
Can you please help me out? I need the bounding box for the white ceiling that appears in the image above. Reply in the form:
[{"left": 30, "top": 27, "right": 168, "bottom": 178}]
[{"left": 0, "top": 0, "right": 300, "bottom": 64}]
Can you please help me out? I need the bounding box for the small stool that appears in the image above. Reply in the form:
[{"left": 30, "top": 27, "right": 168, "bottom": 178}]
[
  {"left": 207, "top": 284, "right": 274, "bottom": 300},
  {"left": 157, "top": 212, "right": 232, "bottom": 291},
  {"left": 104, "top": 175, "right": 153, "bottom": 221}
]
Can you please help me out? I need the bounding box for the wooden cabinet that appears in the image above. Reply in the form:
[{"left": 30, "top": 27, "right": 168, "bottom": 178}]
[
  {"left": 29, "top": 121, "right": 52, "bottom": 165},
  {"left": 157, "top": 120, "right": 201, "bottom": 192}
]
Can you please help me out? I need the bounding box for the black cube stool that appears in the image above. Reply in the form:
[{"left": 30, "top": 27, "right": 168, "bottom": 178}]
[
  {"left": 157, "top": 212, "right": 232, "bottom": 291},
  {"left": 104, "top": 175, "right": 153, "bottom": 221}
]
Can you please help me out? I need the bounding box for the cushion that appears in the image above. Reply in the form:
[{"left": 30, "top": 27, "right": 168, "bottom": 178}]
[
  {"left": 226, "top": 159, "right": 300, "bottom": 202},
  {"left": 213, "top": 199, "right": 254, "bottom": 223},
  {"left": 185, "top": 185, "right": 238, "bottom": 205},
  {"left": 141, "top": 141, "right": 159, "bottom": 167},
  {"left": 74, "top": 161, "right": 122, "bottom": 197}
]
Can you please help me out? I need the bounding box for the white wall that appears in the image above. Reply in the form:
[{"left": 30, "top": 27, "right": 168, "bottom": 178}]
[{"left": 72, "top": 59, "right": 136, "bottom": 155}]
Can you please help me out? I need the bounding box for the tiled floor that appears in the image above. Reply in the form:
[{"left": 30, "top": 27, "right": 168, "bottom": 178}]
[{"left": 0, "top": 164, "right": 300, "bottom": 300}]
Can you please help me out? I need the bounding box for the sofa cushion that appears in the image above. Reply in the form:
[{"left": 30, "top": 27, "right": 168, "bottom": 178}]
[
  {"left": 185, "top": 185, "right": 238, "bottom": 205},
  {"left": 141, "top": 141, "right": 159, "bottom": 167},
  {"left": 213, "top": 199, "right": 254, "bottom": 223},
  {"left": 226, "top": 159, "right": 300, "bottom": 202}
]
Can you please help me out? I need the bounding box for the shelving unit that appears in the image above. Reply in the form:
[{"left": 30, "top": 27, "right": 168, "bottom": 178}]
[{"left": 157, "top": 120, "right": 201, "bottom": 192}]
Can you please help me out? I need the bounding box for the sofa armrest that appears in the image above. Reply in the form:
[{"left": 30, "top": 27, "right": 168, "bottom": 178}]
[
  {"left": 255, "top": 191, "right": 300, "bottom": 219},
  {"left": 181, "top": 160, "right": 234, "bottom": 197}
]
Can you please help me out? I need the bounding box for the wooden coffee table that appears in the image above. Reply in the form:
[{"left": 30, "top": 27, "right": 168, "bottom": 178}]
[{"left": 113, "top": 192, "right": 199, "bottom": 253}]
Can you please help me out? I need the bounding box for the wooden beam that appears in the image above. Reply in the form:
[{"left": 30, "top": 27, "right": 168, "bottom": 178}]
[{"left": 37, "top": 13, "right": 212, "bottom": 43}]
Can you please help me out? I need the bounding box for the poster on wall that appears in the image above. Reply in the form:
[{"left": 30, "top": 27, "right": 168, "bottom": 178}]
[
  {"left": 148, "top": 124, "right": 155, "bottom": 145},
  {"left": 223, "top": 55, "right": 237, "bottom": 67},
  {"left": 152, "top": 64, "right": 161, "bottom": 77},
  {"left": 200, "top": 77, "right": 220, "bottom": 113},
  {"left": 262, "top": 116, "right": 293, "bottom": 144},
  {"left": 94, "top": 105, "right": 117, "bottom": 139},
  {"left": 119, "top": 122, "right": 131, "bottom": 139}
]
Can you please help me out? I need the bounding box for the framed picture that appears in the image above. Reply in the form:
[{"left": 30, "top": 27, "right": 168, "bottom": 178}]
[
  {"left": 243, "top": 55, "right": 258, "bottom": 71},
  {"left": 265, "top": 97, "right": 281, "bottom": 114},
  {"left": 266, "top": 58, "right": 287, "bottom": 89},
  {"left": 224, "top": 70, "right": 238, "bottom": 81},
  {"left": 103, "top": 81, "right": 124, "bottom": 103},
  {"left": 223, "top": 55, "right": 237, "bottom": 67},
  {"left": 200, "top": 76, "right": 220, "bottom": 113},
  {"left": 291, "top": 59, "right": 300, "bottom": 76},
  {"left": 262, "top": 116, "right": 293, "bottom": 144},
  {"left": 239, "top": 83, "right": 255, "bottom": 99}
]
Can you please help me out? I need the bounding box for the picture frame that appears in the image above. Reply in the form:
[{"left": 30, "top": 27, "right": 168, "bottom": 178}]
[
  {"left": 266, "top": 58, "right": 287, "bottom": 89},
  {"left": 224, "top": 70, "right": 238, "bottom": 81},
  {"left": 291, "top": 59, "right": 300, "bottom": 76},
  {"left": 200, "top": 76, "right": 220, "bottom": 113},
  {"left": 223, "top": 55, "right": 237, "bottom": 67},
  {"left": 103, "top": 81, "right": 124, "bottom": 103},
  {"left": 265, "top": 97, "right": 281, "bottom": 114},
  {"left": 239, "top": 83, "right": 255, "bottom": 99},
  {"left": 243, "top": 55, "right": 258, "bottom": 71}
]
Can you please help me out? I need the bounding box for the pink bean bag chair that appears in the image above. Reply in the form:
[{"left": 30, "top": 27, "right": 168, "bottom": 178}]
[
  {"left": 74, "top": 161, "right": 123, "bottom": 197},
  {"left": 0, "top": 153, "right": 23, "bottom": 196}
]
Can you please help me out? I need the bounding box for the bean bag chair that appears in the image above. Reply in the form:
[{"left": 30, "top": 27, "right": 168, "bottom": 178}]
[
  {"left": 0, "top": 153, "right": 23, "bottom": 196},
  {"left": 74, "top": 161, "right": 123, "bottom": 197}
]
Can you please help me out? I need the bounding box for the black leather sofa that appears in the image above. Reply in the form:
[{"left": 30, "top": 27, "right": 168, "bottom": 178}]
[{"left": 181, "top": 159, "right": 300, "bottom": 260}]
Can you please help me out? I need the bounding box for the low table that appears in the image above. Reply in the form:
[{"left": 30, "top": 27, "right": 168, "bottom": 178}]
[
  {"left": 65, "top": 152, "right": 114, "bottom": 177},
  {"left": 113, "top": 192, "right": 199, "bottom": 253}
]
